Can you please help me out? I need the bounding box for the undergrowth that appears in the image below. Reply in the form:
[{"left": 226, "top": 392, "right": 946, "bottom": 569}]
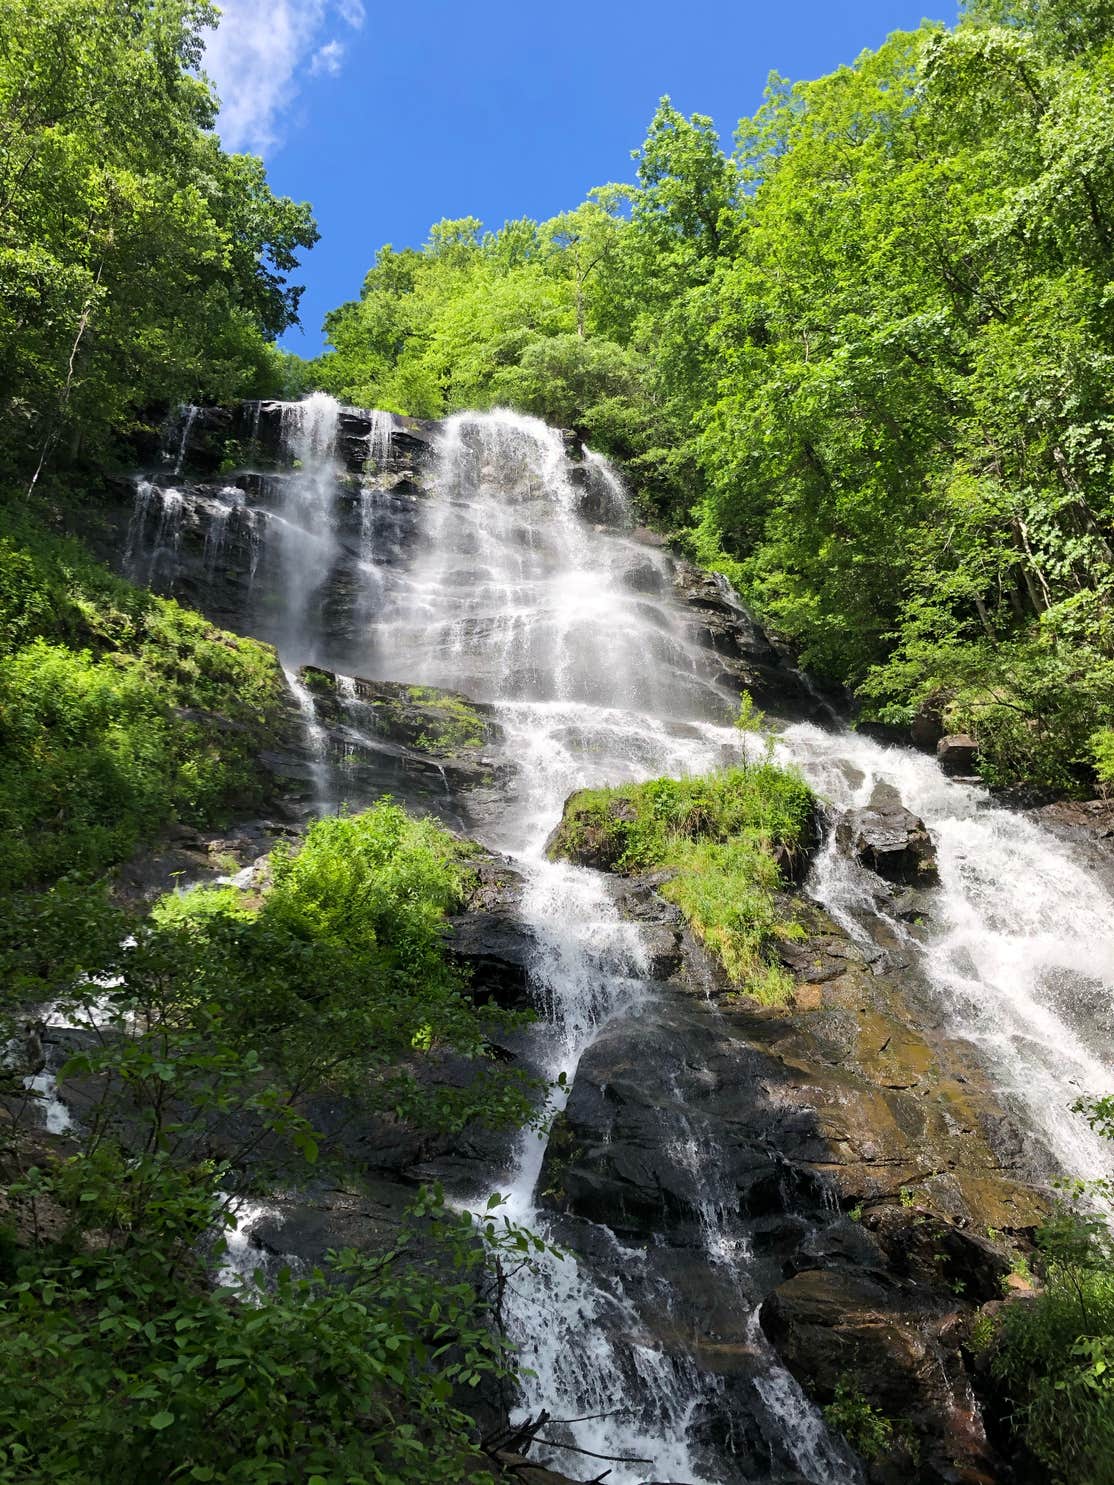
[
  {"left": 0, "top": 507, "right": 285, "bottom": 888},
  {"left": 548, "top": 763, "right": 815, "bottom": 1003}
]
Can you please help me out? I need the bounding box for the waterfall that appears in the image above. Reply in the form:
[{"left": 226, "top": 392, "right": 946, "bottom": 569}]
[
  {"left": 118, "top": 396, "right": 1114, "bottom": 1481},
  {"left": 125, "top": 480, "right": 185, "bottom": 589},
  {"left": 364, "top": 408, "right": 394, "bottom": 470},
  {"left": 776, "top": 725, "right": 1114, "bottom": 1186},
  {"left": 254, "top": 394, "right": 343, "bottom": 793},
  {"left": 358, "top": 410, "right": 853, "bottom": 1482},
  {"left": 161, "top": 402, "right": 199, "bottom": 475},
  {"left": 272, "top": 392, "right": 342, "bottom": 661}
]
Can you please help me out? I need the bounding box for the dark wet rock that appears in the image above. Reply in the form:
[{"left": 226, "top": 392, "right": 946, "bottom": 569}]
[
  {"left": 760, "top": 1265, "right": 1000, "bottom": 1485},
  {"left": 526, "top": 847, "right": 1046, "bottom": 1484},
  {"left": 837, "top": 785, "right": 939, "bottom": 886},
  {"left": 302, "top": 667, "right": 499, "bottom": 758},
  {"left": 159, "top": 404, "right": 235, "bottom": 475},
  {"left": 267, "top": 666, "right": 514, "bottom": 831},
  {"left": 245, "top": 401, "right": 441, "bottom": 479},
  {"left": 620, "top": 559, "right": 667, "bottom": 594},
  {"left": 445, "top": 913, "right": 535, "bottom": 1009},
  {"left": 248, "top": 1178, "right": 417, "bottom": 1267},
  {"left": 668, "top": 559, "right": 828, "bottom": 719},
  {"left": 112, "top": 819, "right": 301, "bottom": 907},
  {"left": 444, "top": 851, "right": 534, "bottom": 1011},
  {"left": 937, "top": 734, "right": 980, "bottom": 777},
  {"left": 1025, "top": 798, "right": 1114, "bottom": 896},
  {"left": 886, "top": 885, "right": 937, "bottom": 924},
  {"left": 1029, "top": 796, "right": 1114, "bottom": 853},
  {"left": 911, "top": 702, "right": 946, "bottom": 754},
  {"left": 567, "top": 460, "right": 627, "bottom": 525}
]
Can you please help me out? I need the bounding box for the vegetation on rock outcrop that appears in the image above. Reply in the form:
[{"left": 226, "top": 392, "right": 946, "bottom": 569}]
[{"left": 547, "top": 760, "right": 816, "bottom": 1003}]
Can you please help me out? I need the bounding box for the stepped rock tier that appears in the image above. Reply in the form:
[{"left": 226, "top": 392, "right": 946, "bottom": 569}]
[{"left": 107, "top": 396, "right": 1114, "bottom": 1485}]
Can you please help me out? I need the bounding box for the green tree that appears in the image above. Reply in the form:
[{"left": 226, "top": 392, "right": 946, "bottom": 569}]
[{"left": 0, "top": 0, "right": 317, "bottom": 487}]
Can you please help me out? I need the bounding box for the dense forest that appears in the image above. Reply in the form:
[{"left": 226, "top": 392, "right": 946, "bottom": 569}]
[{"left": 3, "top": 0, "right": 1114, "bottom": 1481}]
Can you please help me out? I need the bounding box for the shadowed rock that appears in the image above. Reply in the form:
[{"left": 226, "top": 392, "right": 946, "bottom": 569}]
[
  {"left": 837, "top": 784, "right": 939, "bottom": 885},
  {"left": 937, "top": 734, "right": 979, "bottom": 776}
]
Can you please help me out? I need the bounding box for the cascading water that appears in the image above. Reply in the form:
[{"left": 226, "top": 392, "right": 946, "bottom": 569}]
[
  {"left": 349, "top": 410, "right": 857, "bottom": 1482},
  {"left": 272, "top": 392, "right": 342, "bottom": 661},
  {"left": 776, "top": 726, "right": 1114, "bottom": 1187},
  {"left": 364, "top": 408, "right": 394, "bottom": 470},
  {"left": 118, "top": 396, "right": 1114, "bottom": 1481}
]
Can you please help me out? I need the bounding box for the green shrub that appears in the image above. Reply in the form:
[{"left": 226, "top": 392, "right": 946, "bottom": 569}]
[
  {"left": 0, "top": 804, "right": 547, "bottom": 1482},
  {"left": 861, "top": 620, "right": 1114, "bottom": 797},
  {"left": 993, "top": 1092, "right": 1114, "bottom": 1485},
  {"left": 994, "top": 1241, "right": 1114, "bottom": 1482},
  {"left": 823, "top": 1377, "right": 895, "bottom": 1462},
  {"left": 549, "top": 763, "right": 814, "bottom": 1003},
  {"left": 1092, "top": 729, "right": 1114, "bottom": 796},
  {"left": 0, "top": 511, "right": 284, "bottom": 889},
  {"left": 145, "top": 802, "right": 537, "bottom": 1132},
  {"left": 0, "top": 1156, "right": 523, "bottom": 1485}
]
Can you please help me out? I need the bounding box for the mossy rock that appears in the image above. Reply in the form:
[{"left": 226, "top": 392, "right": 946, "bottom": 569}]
[
  {"left": 298, "top": 667, "right": 494, "bottom": 759},
  {"left": 547, "top": 764, "right": 818, "bottom": 1005}
]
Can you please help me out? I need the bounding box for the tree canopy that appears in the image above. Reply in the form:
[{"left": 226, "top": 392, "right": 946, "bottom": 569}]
[
  {"left": 311, "top": 0, "right": 1114, "bottom": 792},
  {"left": 0, "top": 0, "right": 317, "bottom": 484}
]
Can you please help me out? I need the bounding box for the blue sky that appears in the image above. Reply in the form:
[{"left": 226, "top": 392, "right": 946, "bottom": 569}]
[{"left": 202, "top": 1, "right": 951, "bottom": 354}]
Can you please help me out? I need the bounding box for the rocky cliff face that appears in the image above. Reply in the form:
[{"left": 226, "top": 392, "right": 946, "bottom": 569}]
[
  {"left": 86, "top": 400, "right": 830, "bottom": 725},
  {"left": 539, "top": 792, "right": 1044, "bottom": 1485},
  {"left": 97, "top": 401, "right": 1073, "bottom": 1485}
]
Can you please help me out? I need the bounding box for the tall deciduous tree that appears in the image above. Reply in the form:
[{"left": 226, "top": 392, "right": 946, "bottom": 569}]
[{"left": 0, "top": 0, "right": 317, "bottom": 484}]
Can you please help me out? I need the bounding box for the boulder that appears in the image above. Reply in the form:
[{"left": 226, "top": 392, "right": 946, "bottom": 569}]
[
  {"left": 567, "top": 461, "right": 627, "bottom": 525},
  {"left": 759, "top": 1266, "right": 1000, "bottom": 1485},
  {"left": 445, "top": 850, "right": 537, "bottom": 1008},
  {"left": 837, "top": 785, "right": 939, "bottom": 885},
  {"left": 668, "top": 559, "right": 831, "bottom": 720},
  {"left": 910, "top": 702, "right": 946, "bottom": 754},
  {"left": 620, "top": 559, "right": 667, "bottom": 595},
  {"left": 444, "top": 912, "right": 535, "bottom": 1011},
  {"left": 937, "top": 734, "right": 979, "bottom": 776},
  {"left": 1029, "top": 796, "right": 1114, "bottom": 846},
  {"left": 543, "top": 795, "right": 637, "bottom": 871}
]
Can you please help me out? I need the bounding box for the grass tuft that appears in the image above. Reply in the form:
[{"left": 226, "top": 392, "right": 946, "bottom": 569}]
[{"left": 549, "top": 763, "right": 815, "bottom": 1003}]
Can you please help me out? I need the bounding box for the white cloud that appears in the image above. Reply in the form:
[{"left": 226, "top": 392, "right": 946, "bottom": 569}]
[
  {"left": 310, "top": 39, "right": 345, "bottom": 76},
  {"left": 203, "top": 0, "right": 363, "bottom": 156},
  {"left": 336, "top": 0, "right": 365, "bottom": 27}
]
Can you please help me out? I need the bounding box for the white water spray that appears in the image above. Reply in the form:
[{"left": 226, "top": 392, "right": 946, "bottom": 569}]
[{"left": 777, "top": 725, "right": 1114, "bottom": 1186}]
